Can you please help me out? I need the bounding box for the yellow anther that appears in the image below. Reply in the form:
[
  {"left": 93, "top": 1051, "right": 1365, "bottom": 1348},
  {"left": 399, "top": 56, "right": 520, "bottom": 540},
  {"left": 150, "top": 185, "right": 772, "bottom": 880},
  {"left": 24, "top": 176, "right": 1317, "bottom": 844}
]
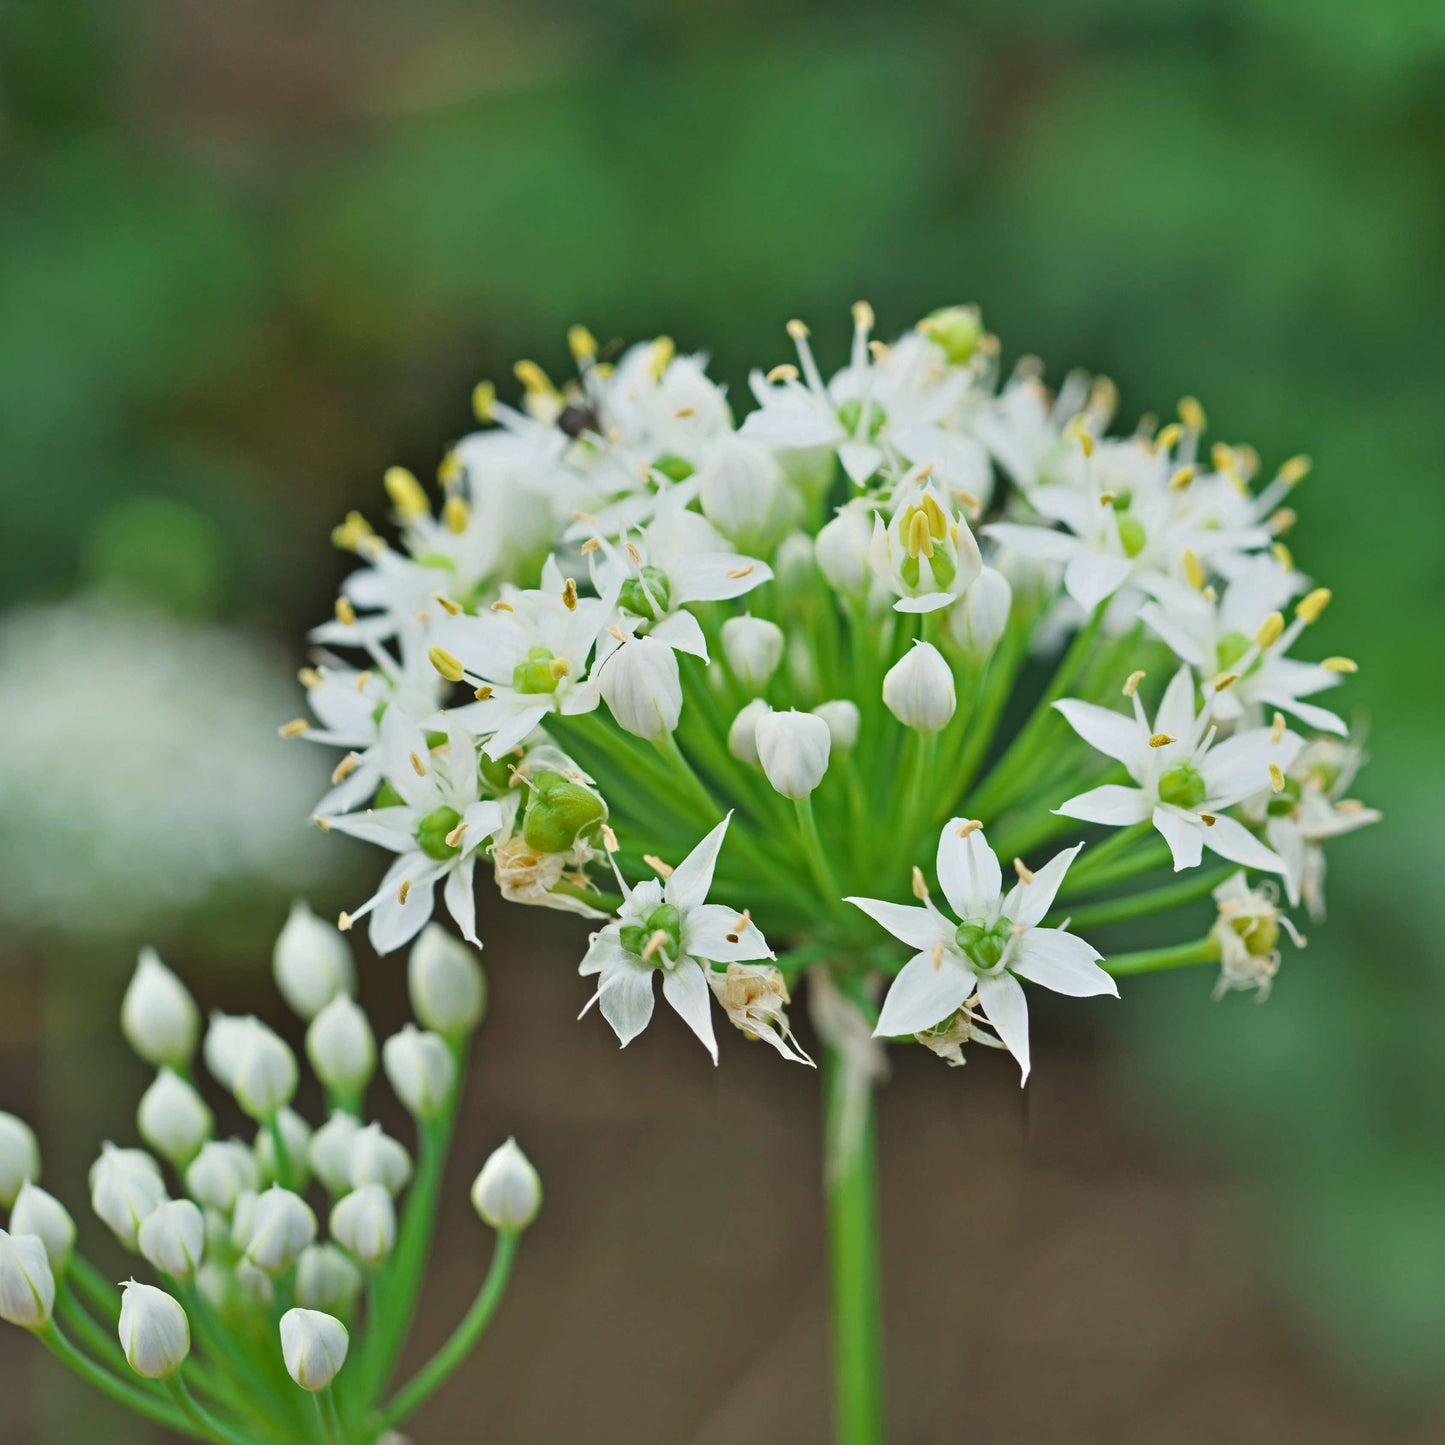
[
  {"left": 1182, "top": 549, "right": 1205, "bottom": 591},
  {"left": 1255, "top": 612, "right": 1285, "bottom": 649},
  {"left": 567, "top": 325, "right": 597, "bottom": 363},
  {"left": 549, "top": 657, "right": 572, "bottom": 681},
  {"left": 445, "top": 820, "right": 469, "bottom": 848},
  {"left": 852, "top": 300, "right": 875, "bottom": 331},
  {"left": 383, "top": 466, "right": 429, "bottom": 520},
  {"left": 641, "top": 929, "right": 671, "bottom": 961},
  {"left": 1097, "top": 491, "right": 1116, "bottom": 506},
  {"left": 278, "top": 718, "right": 309, "bottom": 738},
  {"left": 428, "top": 647, "right": 465, "bottom": 683},
  {"left": 1214, "top": 672, "right": 1240, "bottom": 692},
  {"left": 409, "top": 751, "right": 427, "bottom": 777},
  {"left": 1148, "top": 733, "right": 1175, "bottom": 748},
  {"left": 920, "top": 492, "right": 949, "bottom": 539},
  {"left": 1013, "top": 857, "right": 1035, "bottom": 885},
  {"left": 766, "top": 363, "right": 799, "bottom": 384},
  {"left": 470, "top": 685, "right": 494, "bottom": 702},
  {"left": 431, "top": 594, "right": 462, "bottom": 618},
  {"left": 911, "top": 866, "right": 929, "bottom": 900},
  {"left": 1178, "top": 396, "right": 1206, "bottom": 433},
  {"left": 625, "top": 541, "right": 643, "bottom": 565},
  {"left": 355, "top": 670, "right": 373, "bottom": 693},
  {"left": 643, "top": 854, "right": 674, "bottom": 879},
  {"left": 490, "top": 600, "right": 513, "bottom": 612},
  {"left": 1169, "top": 465, "right": 1196, "bottom": 492},
  {"left": 472, "top": 380, "right": 496, "bottom": 422},
  {"left": 786, "top": 318, "right": 810, "bottom": 340},
  {"left": 331, "top": 754, "right": 359, "bottom": 785},
  {"left": 562, "top": 577, "right": 578, "bottom": 611},
  {"left": 1065, "top": 414, "right": 1094, "bottom": 456},
  {"left": 335, "top": 596, "right": 356, "bottom": 626},
  {"left": 600, "top": 823, "right": 620, "bottom": 854},
  {"left": 906, "top": 508, "right": 934, "bottom": 559},
  {"left": 1270, "top": 542, "right": 1295, "bottom": 571},
  {"left": 1200, "top": 813, "right": 1217, "bottom": 827},
  {"left": 1271, "top": 712, "right": 1287, "bottom": 743},
  {"left": 1269, "top": 507, "right": 1297, "bottom": 535},
  {"left": 1089, "top": 375, "right": 1118, "bottom": 418},
  {"left": 647, "top": 336, "right": 675, "bottom": 381},
  {"left": 443, "top": 496, "right": 470, "bottom": 535},
  {"left": 298, "top": 667, "right": 323, "bottom": 690},
  {"left": 955, "top": 819, "right": 982, "bottom": 838},
  {"left": 438, "top": 452, "right": 462, "bottom": 486},
  {"left": 931, "top": 942, "right": 945, "bottom": 970},
  {"left": 580, "top": 537, "right": 601, "bottom": 554},
  {"left": 1323, "top": 656, "right": 1358, "bottom": 673},
  {"left": 1201, "top": 586, "right": 1218, "bottom": 602},
  {"left": 1154, "top": 422, "right": 1182, "bottom": 454},
  {"left": 1123, "top": 670, "right": 1146, "bottom": 697},
  {"left": 1269, "top": 763, "right": 1285, "bottom": 793},
  {"left": 331, "top": 511, "right": 376, "bottom": 553},
  {"left": 674, "top": 406, "right": 696, "bottom": 418},
  {"left": 314, "top": 816, "right": 332, "bottom": 833},
  {"left": 337, "top": 910, "right": 352, "bottom": 931},
  {"left": 398, "top": 879, "right": 412, "bottom": 906},
  {"left": 514, "top": 359, "right": 555, "bottom": 396},
  {"left": 1278, "top": 454, "right": 1312, "bottom": 485},
  {"left": 1210, "top": 443, "right": 1236, "bottom": 473},
  {"left": 868, "top": 339, "right": 890, "bottom": 361},
  {"left": 725, "top": 563, "right": 756, "bottom": 579},
  {"left": 1296, "top": 587, "right": 1331, "bottom": 624}
]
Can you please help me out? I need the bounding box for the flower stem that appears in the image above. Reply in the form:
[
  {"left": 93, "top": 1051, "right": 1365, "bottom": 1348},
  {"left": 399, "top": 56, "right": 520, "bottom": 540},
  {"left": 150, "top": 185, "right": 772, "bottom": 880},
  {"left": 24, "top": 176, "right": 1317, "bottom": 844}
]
[
  {"left": 375, "top": 1230, "right": 521, "bottom": 1432},
  {"left": 1050, "top": 866, "right": 1233, "bottom": 931},
  {"left": 316, "top": 1387, "right": 347, "bottom": 1445},
  {"left": 166, "top": 1373, "right": 257, "bottom": 1445},
  {"left": 824, "top": 1050, "right": 886, "bottom": 1445},
  {"left": 38, "top": 1323, "right": 196, "bottom": 1436},
  {"left": 1102, "top": 936, "right": 1221, "bottom": 976}
]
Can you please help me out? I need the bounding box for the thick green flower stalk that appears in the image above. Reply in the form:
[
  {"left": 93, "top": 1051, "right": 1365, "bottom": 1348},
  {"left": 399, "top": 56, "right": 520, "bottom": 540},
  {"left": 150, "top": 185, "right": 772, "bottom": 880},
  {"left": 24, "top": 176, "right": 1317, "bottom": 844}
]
[
  {"left": 281, "top": 304, "right": 1377, "bottom": 1441},
  {"left": 1, "top": 916, "right": 537, "bottom": 1444}
]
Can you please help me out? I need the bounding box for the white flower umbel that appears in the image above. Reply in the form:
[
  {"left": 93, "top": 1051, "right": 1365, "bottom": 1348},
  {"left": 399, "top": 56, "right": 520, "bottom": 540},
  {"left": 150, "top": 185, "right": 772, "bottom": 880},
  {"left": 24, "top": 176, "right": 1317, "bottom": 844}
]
[
  {"left": 121, "top": 949, "right": 200, "bottom": 1070},
  {"left": 273, "top": 901, "right": 356, "bottom": 1020},
  {"left": 0, "top": 1229, "right": 55, "bottom": 1330},
  {"left": 408, "top": 925, "right": 486, "bottom": 1040},
  {"left": 470, "top": 1139, "right": 542, "bottom": 1232},
  {"left": 9, "top": 1184, "right": 75, "bottom": 1275},
  {"left": 330, "top": 1185, "right": 396, "bottom": 1269},
  {"left": 580, "top": 817, "right": 773, "bottom": 1061},
  {"left": 118, "top": 1281, "right": 190, "bottom": 1379},
  {"left": 1208, "top": 872, "right": 1305, "bottom": 1000},
  {"left": 280, "top": 1308, "right": 350, "bottom": 1392},
  {"left": 882, "top": 641, "right": 956, "bottom": 733},
  {"left": 1055, "top": 666, "right": 1303, "bottom": 872},
  {"left": 325, "top": 713, "right": 507, "bottom": 951},
  {"left": 755, "top": 710, "right": 831, "bottom": 799},
  {"left": 849, "top": 820, "right": 1116, "bottom": 1081},
  {"left": 0, "top": 1112, "right": 40, "bottom": 1210},
  {"left": 382, "top": 1026, "right": 456, "bottom": 1121},
  {"left": 138, "top": 1199, "right": 206, "bottom": 1282}
]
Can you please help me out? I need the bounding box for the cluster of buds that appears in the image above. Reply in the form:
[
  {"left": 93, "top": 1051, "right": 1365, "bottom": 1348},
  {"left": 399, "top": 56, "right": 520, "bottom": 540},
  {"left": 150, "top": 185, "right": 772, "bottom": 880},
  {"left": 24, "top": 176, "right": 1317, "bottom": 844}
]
[
  {"left": 284, "top": 302, "right": 1375, "bottom": 1077},
  {"left": 1, "top": 911, "right": 539, "bottom": 1441}
]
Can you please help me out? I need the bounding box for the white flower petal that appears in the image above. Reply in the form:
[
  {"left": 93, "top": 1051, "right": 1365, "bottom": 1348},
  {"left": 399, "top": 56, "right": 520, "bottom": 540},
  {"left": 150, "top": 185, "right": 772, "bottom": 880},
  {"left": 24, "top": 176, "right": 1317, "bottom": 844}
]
[
  {"left": 975, "top": 970, "right": 1031, "bottom": 1083},
  {"left": 1054, "top": 700, "right": 1146, "bottom": 770},
  {"left": 874, "top": 951, "right": 975, "bottom": 1037},
  {"left": 684, "top": 904, "right": 772, "bottom": 964},
  {"left": 1055, "top": 785, "right": 1152, "bottom": 826},
  {"left": 846, "top": 897, "right": 954, "bottom": 951},
  {"left": 662, "top": 961, "right": 719, "bottom": 1063},
  {"left": 1155, "top": 666, "right": 1199, "bottom": 742},
  {"left": 1064, "top": 552, "right": 1133, "bottom": 612},
  {"left": 1001, "top": 843, "right": 1083, "bottom": 928},
  {"left": 1201, "top": 814, "right": 1287, "bottom": 874},
  {"left": 666, "top": 816, "right": 731, "bottom": 909},
  {"left": 443, "top": 858, "right": 478, "bottom": 945},
  {"left": 598, "top": 961, "right": 656, "bottom": 1046},
  {"left": 1152, "top": 805, "right": 1205, "bottom": 871},
  {"left": 1008, "top": 929, "right": 1117, "bottom": 998},
  {"left": 937, "top": 820, "right": 1001, "bottom": 919}
]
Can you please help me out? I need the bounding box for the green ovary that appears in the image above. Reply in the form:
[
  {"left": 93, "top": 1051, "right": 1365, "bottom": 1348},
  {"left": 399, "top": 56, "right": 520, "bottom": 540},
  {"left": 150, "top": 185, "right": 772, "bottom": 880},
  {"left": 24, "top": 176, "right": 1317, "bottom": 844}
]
[
  {"left": 620, "top": 903, "right": 683, "bottom": 966},
  {"left": 415, "top": 805, "right": 464, "bottom": 861},
  {"left": 619, "top": 566, "right": 672, "bottom": 621},
  {"left": 1216, "top": 631, "right": 1252, "bottom": 672},
  {"left": 837, "top": 396, "right": 887, "bottom": 441},
  {"left": 1116, "top": 514, "right": 1147, "bottom": 559},
  {"left": 954, "top": 918, "right": 1013, "bottom": 972},
  {"left": 1158, "top": 762, "right": 1207, "bottom": 810},
  {"left": 513, "top": 645, "right": 561, "bottom": 695}
]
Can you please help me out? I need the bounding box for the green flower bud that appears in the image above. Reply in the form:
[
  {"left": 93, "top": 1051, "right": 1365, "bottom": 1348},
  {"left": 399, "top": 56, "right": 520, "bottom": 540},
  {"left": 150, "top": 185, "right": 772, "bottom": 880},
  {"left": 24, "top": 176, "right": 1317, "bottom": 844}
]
[
  {"left": 373, "top": 779, "right": 406, "bottom": 810},
  {"left": 1116, "top": 514, "right": 1147, "bottom": 559},
  {"left": 414, "top": 806, "right": 463, "bottom": 861},
  {"left": 954, "top": 918, "right": 1011, "bottom": 971},
  {"left": 1215, "top": 631, "right": 1252, "bottom": 672},
  {"left": 919, "top": 305, "right": 984, "bottom": 364},
  {"left": 619, "top": 903, "right": 682, "bottom": 966},
  {"left": 1158, "top": 762, "right": 1207, "bottom": 811},
  {"left": 521, "top": 771, "right": 606, "bottom": 854},
  {"left": 651, "top": 453, "right": 694, "bottom": 483},
  {"left": 512, "top": 645, "right": 562, "bottom": 695},
  {"left": 619, "top": 566, "right": 672, "bottom": 621}
]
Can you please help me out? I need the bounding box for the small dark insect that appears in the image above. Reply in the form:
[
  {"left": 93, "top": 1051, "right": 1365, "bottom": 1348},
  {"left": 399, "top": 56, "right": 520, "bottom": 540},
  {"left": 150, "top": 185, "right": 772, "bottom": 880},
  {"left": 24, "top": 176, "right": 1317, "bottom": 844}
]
[{"left": 558, "top": 404, "right": 600, "bottom": 439}]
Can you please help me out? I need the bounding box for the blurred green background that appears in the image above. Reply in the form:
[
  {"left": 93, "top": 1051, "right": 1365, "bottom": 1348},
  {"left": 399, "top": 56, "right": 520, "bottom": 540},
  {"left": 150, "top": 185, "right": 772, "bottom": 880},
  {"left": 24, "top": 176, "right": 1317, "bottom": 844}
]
[{"left": 2, "top": 1, "right": 1442, "bottom": 1440}]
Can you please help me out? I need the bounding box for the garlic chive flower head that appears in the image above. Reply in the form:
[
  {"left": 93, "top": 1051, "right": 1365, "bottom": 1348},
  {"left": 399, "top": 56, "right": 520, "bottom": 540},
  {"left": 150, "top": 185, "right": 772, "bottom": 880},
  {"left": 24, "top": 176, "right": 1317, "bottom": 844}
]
[
  {"left": 118, "top": 1281, "right": 190, "bottom": 1379},
  {"left": 280, "top": 1308, "right": 350, "bottom": 1391},
  {"left": 471, "top": 1139, "right": 542, "bottom": 1232},
  {"left": 0, "top": 908, "right": 530, "bottom": 1437}
]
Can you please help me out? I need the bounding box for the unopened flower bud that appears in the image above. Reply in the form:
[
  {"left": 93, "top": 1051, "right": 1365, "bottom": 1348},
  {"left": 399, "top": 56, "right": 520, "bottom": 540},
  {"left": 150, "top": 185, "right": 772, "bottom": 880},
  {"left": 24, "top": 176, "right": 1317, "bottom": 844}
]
[
  {"left": 816, "top": 507, "right": 874, "bottom": 597},
  {"left": 698, "top": 436, "right": 786, "bottom": 549},
  {"left": 330, "top": 1185, "right": 396, "bottom": 1268},
  {"left": 9, "top": 1184, "right": 74, "bottom": 1275},
  {"left": 918, "top": 304, "right": 984, "bottom": 364},
  {"left": 0, "top": 1112, "right": 40, "bottom": 1209},
  {"left": 382, "top": 1027, "right": 456, "bottom": 1121},
  {"left": 121, "top": 949, "right": 199, "bottom": 1070},
  {"left": 0, "top": 1229, "right": 55, "bottom": 1329},
  {"left": 811, "top": 700, "right": 860, "bottom": 752},
  {"left": 950, "top": 565, "right": 1012, "bottom": 656},
  {"left": 408, "top": 925, "right": 486, "bottom": 1040},
  {"left": 306, "top": 996, "right": 376, "bottom": 1101},
  {"left": 721, "top": 615, "right": 784, "bottom": 691},
  {"left": 138, "top": 1199, "right": 205, "bottom": 1281},
  {"left": 185, "top": 1140, "right": 259, "bottom": 1215},
  {"left": 230, "top": 1019, "right": 298, "bottom": 1122},
  {"left": 727, "top": 699, "right": 772, "bottom": 766},
  {"left": 294, "top": 1244, "right": 362, "bottom": 1315},
  {"left": 273, "top": 901, "right": 355, "bottom": 1020},
  {"left": 598, "top": 636, "right": 683, "bottom": 740},
  {"left": 470, "top": 1139, "right": 542, "bottom": 1232},
  {"left": 520, "top": 770, "right": 607, "bottom": 854},
  {"left": 774, "top": 532, "right": 817, "bottom": 593},
  {"left": 307, "top": 1113, "right": 362, "bottom": 1197},
  {"left": 883, "top": 642, "right": 956, "bottom": 733},
  {"left": 755, "top": 709, "right": 831, "bottom": 799},
  {"left": 235, "top": 1258, "right": 275, "bottom": 1305},
  {"left": 230, "top": 1191, "right": 259, "bottom": 1253},
  {"left": 280, "top": 1308, "right": 350, "bottom": 1392},
  {"left": 138, "top": 1069, "right": 213, "bottom": 1168},
  {"left": 244, "top": 1186, "right": 316, "bottom": 1274},
  {"left": 254, "top": 1108, "right": 313, "bottom": 1191},
  {"left": 118, "top": 1281, "right": 189, "bottom": 1379},
  {"left": 347, "top": 1123, "right": 412, "bottom": 1196},
  {"left": 90, "top": 1144, "right": 167, "bottom": 1251}
]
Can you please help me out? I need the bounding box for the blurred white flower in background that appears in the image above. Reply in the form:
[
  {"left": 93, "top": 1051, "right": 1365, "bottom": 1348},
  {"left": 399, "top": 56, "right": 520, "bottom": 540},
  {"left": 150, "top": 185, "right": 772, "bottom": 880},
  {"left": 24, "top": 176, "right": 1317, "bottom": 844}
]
[{"left": 0, "top": 590, "right": 330, "bottom": 942}]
